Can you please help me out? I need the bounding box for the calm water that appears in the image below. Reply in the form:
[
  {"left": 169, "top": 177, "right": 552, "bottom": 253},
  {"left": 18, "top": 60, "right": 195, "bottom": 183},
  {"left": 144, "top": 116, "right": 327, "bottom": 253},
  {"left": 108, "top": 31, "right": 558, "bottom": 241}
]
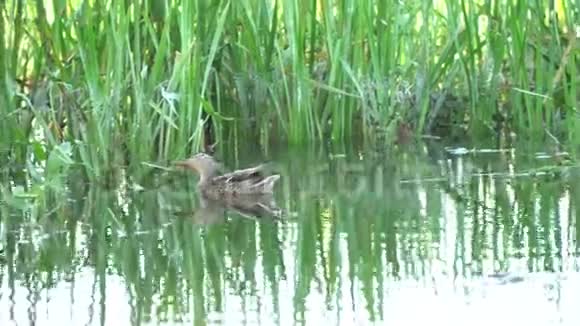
[{"left": 1, "top": 141, "right": 580, "bottom": 325}]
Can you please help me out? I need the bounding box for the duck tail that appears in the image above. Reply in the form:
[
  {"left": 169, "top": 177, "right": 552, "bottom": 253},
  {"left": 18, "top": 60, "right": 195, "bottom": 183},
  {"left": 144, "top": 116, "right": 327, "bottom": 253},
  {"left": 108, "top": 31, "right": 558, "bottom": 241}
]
[{"left": 259, "top": 174, "right": 280, "bottom": 193}]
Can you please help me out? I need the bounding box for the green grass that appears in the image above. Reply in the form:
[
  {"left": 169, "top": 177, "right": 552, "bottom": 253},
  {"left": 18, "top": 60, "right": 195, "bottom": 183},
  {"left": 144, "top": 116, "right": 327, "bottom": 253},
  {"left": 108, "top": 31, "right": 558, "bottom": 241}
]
[{"left": 0, "top": 0, "right": 578, "bottom": 180}]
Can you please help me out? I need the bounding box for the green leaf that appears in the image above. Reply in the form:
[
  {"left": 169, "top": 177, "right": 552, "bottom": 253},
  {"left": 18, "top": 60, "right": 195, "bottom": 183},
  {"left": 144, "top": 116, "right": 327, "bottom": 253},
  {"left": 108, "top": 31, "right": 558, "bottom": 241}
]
[
  {"left": 45, "top": 142, "right": 75, "bottom": 180},
  {"left": 31, "top": 141, "right": 47, "bottom": 161}
]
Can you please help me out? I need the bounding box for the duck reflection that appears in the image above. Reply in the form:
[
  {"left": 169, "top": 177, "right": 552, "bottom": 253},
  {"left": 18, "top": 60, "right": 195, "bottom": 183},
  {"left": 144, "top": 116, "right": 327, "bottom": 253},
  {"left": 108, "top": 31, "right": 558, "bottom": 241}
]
[{"left": 188, "top": 192, "right": 283, "bottom": 225}]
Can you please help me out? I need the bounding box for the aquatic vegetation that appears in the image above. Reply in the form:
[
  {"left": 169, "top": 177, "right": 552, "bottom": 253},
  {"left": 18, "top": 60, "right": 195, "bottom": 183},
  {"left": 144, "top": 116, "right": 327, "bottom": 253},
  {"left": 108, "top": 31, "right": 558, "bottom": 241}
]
[
  {"left": 2, "top": 2, "right": 579, "bottom": 324},
  {"left": 0, "top": 0, "right": 577, "bottom": 180}
]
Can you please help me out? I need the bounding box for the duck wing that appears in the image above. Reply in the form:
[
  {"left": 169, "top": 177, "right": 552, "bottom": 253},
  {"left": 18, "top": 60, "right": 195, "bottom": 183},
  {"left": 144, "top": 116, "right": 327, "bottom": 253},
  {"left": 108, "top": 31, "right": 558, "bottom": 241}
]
[{"left": 212, "top": 164, "right": 268, "bottom": 184}]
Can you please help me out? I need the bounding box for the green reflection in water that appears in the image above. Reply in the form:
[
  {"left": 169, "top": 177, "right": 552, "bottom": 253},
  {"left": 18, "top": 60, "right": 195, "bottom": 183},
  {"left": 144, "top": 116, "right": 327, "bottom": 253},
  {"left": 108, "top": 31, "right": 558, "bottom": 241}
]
[{"left": 1, "top": 141, "right": 580, "bottom": 325}]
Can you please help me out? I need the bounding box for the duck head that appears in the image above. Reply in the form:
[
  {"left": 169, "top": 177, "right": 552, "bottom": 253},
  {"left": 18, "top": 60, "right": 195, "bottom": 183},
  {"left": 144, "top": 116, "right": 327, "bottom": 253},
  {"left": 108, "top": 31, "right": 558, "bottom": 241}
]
[{"left": 174, "top": 153, "right": 222, "bottom": 182}]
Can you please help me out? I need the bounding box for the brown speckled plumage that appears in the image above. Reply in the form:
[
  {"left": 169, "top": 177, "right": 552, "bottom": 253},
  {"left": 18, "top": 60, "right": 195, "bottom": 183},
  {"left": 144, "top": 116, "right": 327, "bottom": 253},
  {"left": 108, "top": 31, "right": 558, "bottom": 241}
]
[{"left": 174, "top": 153, "right": 280, "bottom": 197}]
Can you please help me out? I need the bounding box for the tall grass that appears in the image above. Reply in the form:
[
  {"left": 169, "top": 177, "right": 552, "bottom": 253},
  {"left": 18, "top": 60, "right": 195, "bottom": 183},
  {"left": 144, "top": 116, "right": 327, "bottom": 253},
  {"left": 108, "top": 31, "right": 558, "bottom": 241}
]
[{"left": 1, "top": 0, "right": 578, "bottom": 180}]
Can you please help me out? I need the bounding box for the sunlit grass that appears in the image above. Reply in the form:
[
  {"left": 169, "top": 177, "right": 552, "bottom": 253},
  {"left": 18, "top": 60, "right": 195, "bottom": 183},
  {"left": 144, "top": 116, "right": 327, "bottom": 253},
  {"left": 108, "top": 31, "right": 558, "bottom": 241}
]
[{"left": 0, "top": 0, "right": 578, "bottom": 180}]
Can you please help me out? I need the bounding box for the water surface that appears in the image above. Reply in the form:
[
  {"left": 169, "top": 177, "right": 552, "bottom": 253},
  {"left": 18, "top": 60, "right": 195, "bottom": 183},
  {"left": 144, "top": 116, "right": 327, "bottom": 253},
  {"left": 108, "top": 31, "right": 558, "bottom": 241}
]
[{"left": 1, "top": 141, "right": 579, "bottom": 325}]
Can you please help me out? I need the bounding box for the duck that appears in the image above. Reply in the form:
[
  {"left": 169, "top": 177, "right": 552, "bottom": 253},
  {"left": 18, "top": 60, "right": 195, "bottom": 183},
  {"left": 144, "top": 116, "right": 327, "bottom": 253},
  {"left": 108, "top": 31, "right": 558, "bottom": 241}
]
[{"left": 173, "top": 153, "right": 280, "bottom": 197}]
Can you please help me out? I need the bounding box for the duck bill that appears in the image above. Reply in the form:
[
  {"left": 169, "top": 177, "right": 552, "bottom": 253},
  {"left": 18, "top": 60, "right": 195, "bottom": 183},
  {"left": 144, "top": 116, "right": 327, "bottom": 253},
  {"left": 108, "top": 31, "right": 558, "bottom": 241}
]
[{"left": 173, "top": 160, "right": 197, "bottom": 171}]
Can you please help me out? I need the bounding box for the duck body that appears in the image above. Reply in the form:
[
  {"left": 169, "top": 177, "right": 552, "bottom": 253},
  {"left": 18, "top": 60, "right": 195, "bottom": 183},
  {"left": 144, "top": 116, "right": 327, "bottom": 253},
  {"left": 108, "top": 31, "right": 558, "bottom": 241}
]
[{"left": 174, "top": 153, "right": 280, "bottom": 198}]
